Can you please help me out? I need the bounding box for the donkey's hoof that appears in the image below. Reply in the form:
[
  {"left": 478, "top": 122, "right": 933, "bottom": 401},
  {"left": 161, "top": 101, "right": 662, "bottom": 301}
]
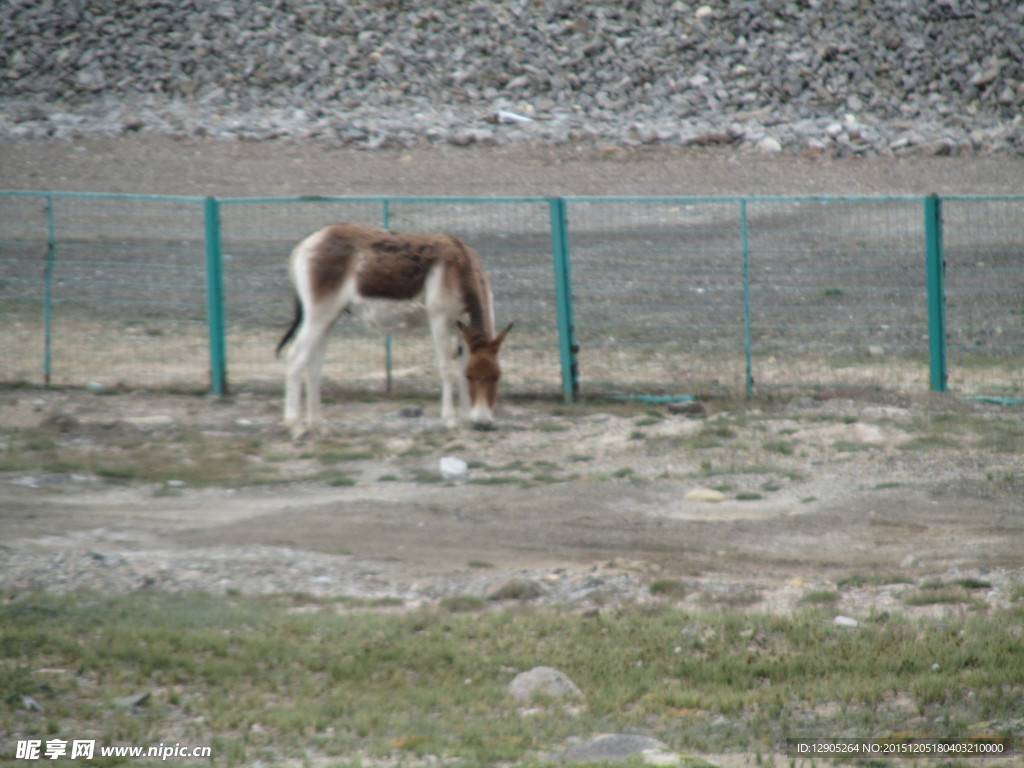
[{"left": 290, "top": 423, "right": 326, "bottom": 441}]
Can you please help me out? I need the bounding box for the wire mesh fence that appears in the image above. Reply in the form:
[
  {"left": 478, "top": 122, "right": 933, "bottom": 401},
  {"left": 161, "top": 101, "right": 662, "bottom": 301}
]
[
  {"left": 942, "top": 196, "right": 1024, "bottom": 399},
  {"left": 563, "top": 197, "right": 748, "bottom": 396},
  {"left": 0, "top": 193, "right": 209, "bottom": 390},
  {"left": 743, "top": 197, "right": 929, "bottom": 395},
  {"left": 1, "top": 190, "right": 1021, "bottom": 402}
]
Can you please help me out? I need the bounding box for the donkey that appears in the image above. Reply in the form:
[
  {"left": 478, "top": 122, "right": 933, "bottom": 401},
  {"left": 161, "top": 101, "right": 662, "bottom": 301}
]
[{"left": 276, "top": 223, "right": 512, "bottom": 436}]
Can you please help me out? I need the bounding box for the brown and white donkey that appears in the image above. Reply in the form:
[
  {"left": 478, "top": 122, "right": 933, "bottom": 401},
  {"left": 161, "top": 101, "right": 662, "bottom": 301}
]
[{"left": 277, "top": 223, "right": 512, "bottom": 436}]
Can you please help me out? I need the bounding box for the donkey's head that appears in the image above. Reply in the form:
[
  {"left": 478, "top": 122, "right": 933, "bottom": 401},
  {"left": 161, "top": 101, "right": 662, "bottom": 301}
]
[{"left": 458, "top": 322, "right": 513, "bottom": 429}]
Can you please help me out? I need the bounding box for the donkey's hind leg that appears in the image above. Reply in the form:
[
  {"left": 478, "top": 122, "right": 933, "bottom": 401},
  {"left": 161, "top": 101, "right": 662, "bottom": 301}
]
[
  {"left": 284, "top": 310, "right": 335, "bottom": 437},
  {"left": 303, "top": 331, "right": 331, "bottom": 435}
]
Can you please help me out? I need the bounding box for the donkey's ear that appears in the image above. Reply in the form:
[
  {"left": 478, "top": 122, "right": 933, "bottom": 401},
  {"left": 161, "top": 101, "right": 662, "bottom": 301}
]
[
  {"left": 456, "top": 320, "right": 480, "bottom": 348},
  {"left": 492, "top": 322, "right": 514, "bottom": 350}
]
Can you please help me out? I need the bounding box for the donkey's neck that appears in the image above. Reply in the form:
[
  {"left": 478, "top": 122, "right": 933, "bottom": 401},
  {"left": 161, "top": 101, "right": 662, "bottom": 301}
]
[{"left": 460, "top": 263, "right": 495, "bottom": 341}]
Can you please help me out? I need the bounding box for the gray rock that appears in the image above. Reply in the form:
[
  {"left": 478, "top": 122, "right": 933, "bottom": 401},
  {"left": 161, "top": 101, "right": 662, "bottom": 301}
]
[
  {"left": 1, "top": 0, "right": 1022, "bottom": 153},
  {"left": 113, "top": 691, "right": 150, "bottom": 711},
  {"left": 507, "top": 666, "right": 583, "bottom": 702},
  {"left": 21, "top": 695, "right": 43, "bottom": 712},
  {"left": 389, "top": 405, "right": 423, "bottom": 419},
  {"left": 560, "top": 734, "right": 668, "bottom": 763}
]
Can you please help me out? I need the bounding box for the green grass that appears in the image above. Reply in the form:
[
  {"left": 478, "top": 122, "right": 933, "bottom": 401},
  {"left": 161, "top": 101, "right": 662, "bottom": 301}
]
[
  {"left": 649, "top": 579, "right": 689, "bottom": 599},
  {"left": 762, "top": 440, "right": 795, "bottom": 455},
  {"left": 902, "top": 578, "right": 993, "bottom": 608},
  {"left": 801, "top": 589, "right": 841, "bottom": 605},
  {"left": 2, "top": 592, "right": 1024, "bottom": 766},
  {"left": 316, "top": 447, "right": 380, "bottom": 463},
  {"left": 904, "top": 589, "right": 982, "bottom": 607}
]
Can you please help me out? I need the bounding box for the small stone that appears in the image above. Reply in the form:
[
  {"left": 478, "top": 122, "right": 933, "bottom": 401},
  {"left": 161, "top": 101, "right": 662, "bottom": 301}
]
[
  {"left": 90, "top": 550, "right": 124, "bottom": 566},
  {"left": 113, "top": 691, "right": 150, "bottom": 711},
  {"left": 684, "top": 488, "right": 726, "bottom": 503},
  {"left": 22, "top": 695, "right": 43, "bottom": 712},
  {"left": 507, "top": 666, "right": 583, "bottom": 702},
  {"left": 834, "top": 615, "right": 858, "bottom": 628},
  {"left": 439, "top": 456, "right": 468, "bottom": 480},
  {"left": 561, "top": 734, "right": 668, "bottom": 763},
  {"left": 666, "top": 400, "right": 705, "bottom": 417}
]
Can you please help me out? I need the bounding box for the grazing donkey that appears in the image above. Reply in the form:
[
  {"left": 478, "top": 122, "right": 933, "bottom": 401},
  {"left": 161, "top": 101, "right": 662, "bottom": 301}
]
[{"left": 276, "top": 223, "right": 512, "bottom": 436}]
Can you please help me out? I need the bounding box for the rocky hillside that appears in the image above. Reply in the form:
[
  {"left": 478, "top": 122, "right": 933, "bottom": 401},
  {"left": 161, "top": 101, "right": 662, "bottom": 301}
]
[{"left": 2, "top": 0, "right": 1022, "bottom": 155}]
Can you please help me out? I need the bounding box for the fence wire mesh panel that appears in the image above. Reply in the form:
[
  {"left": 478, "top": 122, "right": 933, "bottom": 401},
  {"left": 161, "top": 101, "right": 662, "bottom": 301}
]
[
  {"left": 0, "top": 193, "right": 208, "bottom": 389},
  {"left": 0, "top": 194, "right": 47, "bottom": 383},
  {"left": 218, "top": 197, "right": 558, "bottom": 398},
  {"left": 941, "top": 197, "right": 1024, "bottom": 399},
  {"left": 564, "top": 198, "right": 747, "bottom": 396},
  {"left": 745, "top": 197, "right": 928, "bottom": 395}
]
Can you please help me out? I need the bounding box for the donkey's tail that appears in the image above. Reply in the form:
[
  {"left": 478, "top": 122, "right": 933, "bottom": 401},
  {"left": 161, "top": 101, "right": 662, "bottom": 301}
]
[{"left": 275, "top": 297, "right": 303, "bottom": 358}]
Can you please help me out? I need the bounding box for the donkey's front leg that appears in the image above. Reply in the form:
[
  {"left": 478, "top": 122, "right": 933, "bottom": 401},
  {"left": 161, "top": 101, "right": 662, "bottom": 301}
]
[
  {"left": 454, "top": 343, "right": 471, "bottom": 420},
  {"left": 429, "top": 314, "right": 458, "bottom": 427}
]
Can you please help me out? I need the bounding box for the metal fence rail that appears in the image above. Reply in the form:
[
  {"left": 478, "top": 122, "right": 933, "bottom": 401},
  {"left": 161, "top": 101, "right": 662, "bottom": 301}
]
[{"left": 2, "top": 191, "right": 1021, "bottom": 402}]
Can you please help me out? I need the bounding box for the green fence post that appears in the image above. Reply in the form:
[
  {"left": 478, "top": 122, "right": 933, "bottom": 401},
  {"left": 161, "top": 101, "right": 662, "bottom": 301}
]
[
  {"left": 924, "top": 194, "right": 948, "bottom": 392},
  {"left": 381, "top": 198, "right": 392, "bottom": 392},
  {"left": 204, "top": 197, "right": 228, "bottom": 396},
  {"left": 43, "top": 195, "right": 56, "bottom": 387},
  {"left": 740, "top": 199, "right": 754, "bottom": 398},
  {"left": 548, "top": 197, "right": 579, "bottom": 403}
]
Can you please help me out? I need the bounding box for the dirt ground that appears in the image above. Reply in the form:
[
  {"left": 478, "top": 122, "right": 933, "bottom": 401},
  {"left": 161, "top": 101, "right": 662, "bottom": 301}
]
[
  {"left": 3, "top": 135, "right": 1024, "bottom": 199},
  {"left": 3, "top": 383, "right": 1023, "bottom": 616},
  {"left": 2, "top": 137, "right": 1024, "bottom": 614}
]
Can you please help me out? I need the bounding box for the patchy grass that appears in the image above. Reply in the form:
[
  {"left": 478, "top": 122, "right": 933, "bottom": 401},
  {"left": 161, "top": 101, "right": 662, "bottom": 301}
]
[
  {"left": 0, "top": 426, "right": 285, "bottom": 488},
  {"left": 837, "top": 573, "right": 914, "bottom": 589},
  {"left": 801, "top": 589, "right": 841, "bottom": 605},
  {"left": 762, "top": 440, "right": 795, "bottom": 455},
  {"left": 649, "top": 579, "right": 689, "bottom": 599},
  {"left": 5, "top": 591, "right": 1022, "bottom": 766},
  {"left": 904, "top": 587, "right": 986, "bottom": 608},
  {"left": 902, "top": 578, "right": 993, "bottom": 608}
]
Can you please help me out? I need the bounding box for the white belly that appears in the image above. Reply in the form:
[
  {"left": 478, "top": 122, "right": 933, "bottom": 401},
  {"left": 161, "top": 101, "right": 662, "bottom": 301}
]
[{"left": 350, "top": 295, "right": 428, "bottom": 333}]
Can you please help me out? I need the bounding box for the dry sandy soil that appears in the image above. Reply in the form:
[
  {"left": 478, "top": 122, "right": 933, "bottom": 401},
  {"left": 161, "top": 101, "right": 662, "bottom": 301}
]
[
  {"left": 3, "top": 135, "right": 1024, "bottom": 199},
  {"left": 2, "top": 137, "right": 1023, "bottom": 615}
]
